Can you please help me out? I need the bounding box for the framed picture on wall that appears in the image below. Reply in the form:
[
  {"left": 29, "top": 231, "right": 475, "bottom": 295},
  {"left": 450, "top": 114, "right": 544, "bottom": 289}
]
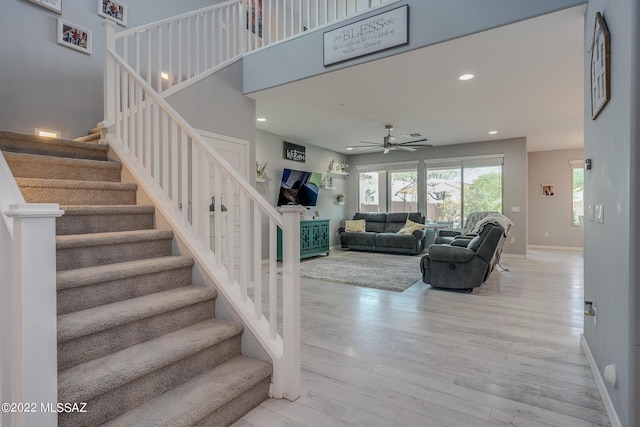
[
  {"left": 27, "top": 0, "right": 62, "bottom": 14},
  {"left": 98, "top": 0, "right": 127, "bottom": 27},
  {"left": 57, "top": 19, "right": 92, "bottom": 55},
  {"left": 590, "top": 12, "right": 610, "bottom": 119},
  {"left": 542, "top": 184, "right": 555, "bottom": 197}
]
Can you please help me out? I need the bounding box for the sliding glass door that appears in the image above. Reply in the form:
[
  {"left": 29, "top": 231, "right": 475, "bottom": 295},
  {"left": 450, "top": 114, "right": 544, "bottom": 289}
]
[{"left": 425, "top": 157, "right": 503, "bottom": 229}]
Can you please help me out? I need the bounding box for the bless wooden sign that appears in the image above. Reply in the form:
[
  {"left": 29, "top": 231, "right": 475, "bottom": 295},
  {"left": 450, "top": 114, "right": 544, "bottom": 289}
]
[{"left": 323, "top": 5, "right": 408, "bottom": 66}]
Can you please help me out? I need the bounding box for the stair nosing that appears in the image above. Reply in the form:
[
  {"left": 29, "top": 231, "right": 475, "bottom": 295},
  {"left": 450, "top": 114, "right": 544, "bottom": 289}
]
[
  {"left": 0, "top": 130, "right": 109, "bottom": 153},
  {"left": 100, "top": 355, "right": 272, "bottom": 427},
  {"left": 57, "top": 256, "right": 194, "bottom": 290},
  {"left": 3, "top": 151, "right": 121, "bottom": 170},
  {"left": 59, "top": 205, "right": 155, "bottom": 216},
  {"left": 57, "top": 286, "right": 217, "bottom": 342},
  {"left": 16, "top": 177, "right": 137, "bottom": 190},
  {"left": 58, "top": 318, "right": 243, "bottom": 403},
  {"left": 56, "top": 229, "right": 173, "bottom": 249}
]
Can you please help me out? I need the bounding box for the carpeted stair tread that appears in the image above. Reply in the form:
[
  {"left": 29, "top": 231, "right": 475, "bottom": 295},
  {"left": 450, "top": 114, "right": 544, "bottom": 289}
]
[
  {"left": 101, "top": 355, "right": 272, "bottom": 427},
  {"left": 4, "top": 151, "right": 121, "bottom": 181},
  {"left": 57, "top": 205, "right": 155, "bottom": 235},
  {"left": 16, "top": 177, "right": 137, "bottom": 205},
  {"left": 0, "top": 130, "right": 108, "bottom": 161},
  {"left": 56, "top": 229, "right": 173, "bottom": 270},
  {"left": 58, "top": 318, "right": 243, "bottom": 403},
  {"left": 16, "top": 177, "right": 136, "bottom": 191},
  {"left": 57, "top": 256, "right": 194, "bottom": 291},
  {"left": 60, "top": 205, "right": 155, "bottom": 217},
  {"left": 57, "top": 286, "right": 218, "bottom": 343},
  {"left": 56, "top": 229, "right": 172, "bottom": 250},
  {"left": 56, "top": 256, "right": 195, "bottom": 314}
]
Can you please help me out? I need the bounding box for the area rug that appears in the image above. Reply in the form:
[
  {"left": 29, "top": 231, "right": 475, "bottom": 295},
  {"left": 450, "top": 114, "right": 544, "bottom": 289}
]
[{"left": 299, "top": 250, "right": 423, "bottom": 292}]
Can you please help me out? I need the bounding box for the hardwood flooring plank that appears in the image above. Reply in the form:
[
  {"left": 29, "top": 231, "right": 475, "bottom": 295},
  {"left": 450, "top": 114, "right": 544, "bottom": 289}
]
[{"left": 233, "top": 249, "right": 611, "bottom": 427}]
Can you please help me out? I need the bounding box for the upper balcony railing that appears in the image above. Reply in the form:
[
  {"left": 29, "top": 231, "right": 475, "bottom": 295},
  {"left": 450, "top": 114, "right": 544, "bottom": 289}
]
[{"left": 110, "top": 0, "right": 393, "bottom": 97}]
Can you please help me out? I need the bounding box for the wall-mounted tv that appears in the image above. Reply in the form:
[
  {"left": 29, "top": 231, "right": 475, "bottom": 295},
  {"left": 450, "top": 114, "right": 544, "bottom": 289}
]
[{"left": 276, "top": 168, "right": 323, "bottom": 207}]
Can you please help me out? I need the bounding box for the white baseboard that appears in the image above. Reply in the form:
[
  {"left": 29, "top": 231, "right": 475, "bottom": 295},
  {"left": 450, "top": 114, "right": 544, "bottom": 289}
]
[
  {"left": 528, "top": 244, "right": 583, "bottom": 251},
  {"left": 581, "top": 335, "right": 622, "bottom": 427}
]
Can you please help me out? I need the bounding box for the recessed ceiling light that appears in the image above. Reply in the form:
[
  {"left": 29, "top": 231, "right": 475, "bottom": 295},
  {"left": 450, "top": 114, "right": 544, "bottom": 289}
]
[
  {"left": 488, "top": 130, "right": 498, "bottom": 135},
  {"left": 257, "top": 117, "right": 267, "bottom": 122},
  {"left": 403, "top": 133, "right": 422, "bottom": 138},
  {"left": 346, "top": 147, "right": 354, "bottom": 151},
  {"left": 458, "top": 73, "right": 474, "bottom": 81}
]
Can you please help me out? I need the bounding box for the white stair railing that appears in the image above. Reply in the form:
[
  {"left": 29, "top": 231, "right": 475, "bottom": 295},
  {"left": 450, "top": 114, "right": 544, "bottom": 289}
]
[
  {"left": 104, "top": 20, "right": 303, "bottom": 399},
  {"left": 0, "top": 151, "right": 63, "bottom": 427},
  {"left": 102, "top": 0, "right": 388, "bottom": 401}
]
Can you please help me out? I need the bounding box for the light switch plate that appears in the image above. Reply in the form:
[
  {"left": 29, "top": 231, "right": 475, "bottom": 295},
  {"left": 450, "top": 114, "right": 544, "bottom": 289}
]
[
  {"left": 595, "top": 203, "right": 604, "bottom": 223},
  {"left": 511, "top": 206, "right": 521, "bottom": 213}
]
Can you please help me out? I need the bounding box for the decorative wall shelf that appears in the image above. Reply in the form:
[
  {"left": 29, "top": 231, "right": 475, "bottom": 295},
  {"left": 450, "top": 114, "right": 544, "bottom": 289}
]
[{"left": 328, "top": 170, "right": 349, "bottom": 176}]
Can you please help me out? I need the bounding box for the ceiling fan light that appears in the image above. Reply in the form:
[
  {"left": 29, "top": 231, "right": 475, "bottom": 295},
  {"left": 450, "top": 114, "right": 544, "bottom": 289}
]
[{"left": 459, "top": 73, "right": 474, "bottom": 81}]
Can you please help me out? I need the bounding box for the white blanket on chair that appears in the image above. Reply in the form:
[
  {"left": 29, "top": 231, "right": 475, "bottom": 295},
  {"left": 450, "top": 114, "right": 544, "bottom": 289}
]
[{"left": 470, "top": 213, "right": 513, "bottom": 237}]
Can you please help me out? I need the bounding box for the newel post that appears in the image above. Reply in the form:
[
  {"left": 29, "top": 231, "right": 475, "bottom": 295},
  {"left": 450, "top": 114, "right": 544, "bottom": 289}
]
[
  {"left": 5, "top": 204, "right": 64, "bottom": 427},
  {"left": 278, "top": 205, "right": 304, "bottom": 401},
  {"left": 102, "top": 20, "right": 117, "bottom": 129}
]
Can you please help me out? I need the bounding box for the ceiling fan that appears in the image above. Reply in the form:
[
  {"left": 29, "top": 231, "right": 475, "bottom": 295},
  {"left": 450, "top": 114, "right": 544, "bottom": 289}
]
[{"left": 348, "top": 125, "right": 432, "bottom": 154}]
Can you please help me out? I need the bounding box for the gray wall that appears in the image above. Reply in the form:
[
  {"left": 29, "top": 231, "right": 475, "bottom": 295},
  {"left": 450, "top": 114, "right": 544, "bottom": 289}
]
[
  {"left": 255, "top": 129, "right": 349, "bottom": 254},
  {"left": 244, "top": 0, "right": 586, "bottom": 94},
  {"left": 528, "top": 149, "right": 584, "bottom": 248},
  {"left": 0, "top": 0, "right": 221, "bottom": 139},
  {"left": 346, "top": 137, "right": 528, "bottom": 256},
  {"left": 583, "top": 1, "right": 638, "bottom": 426}
]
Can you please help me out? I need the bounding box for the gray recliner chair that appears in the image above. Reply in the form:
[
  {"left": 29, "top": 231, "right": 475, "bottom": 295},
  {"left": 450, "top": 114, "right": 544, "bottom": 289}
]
[{"left": 420, "top": 223, "right": 505, "bottom": 291}]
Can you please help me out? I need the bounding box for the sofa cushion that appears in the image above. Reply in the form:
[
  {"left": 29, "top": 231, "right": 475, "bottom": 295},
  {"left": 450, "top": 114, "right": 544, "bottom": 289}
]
[
  {"left": 345, "top": 219, "right": 366, "bottom": 232},
  {"left": 467, "top": 235, "right": 483, "bottom": 251},
  {"left": 398, "top": 218, "right": 427, "bottom": 235},
  {"left": 375, "top": 233, "right": 417, "bottom": 249},
  {"left": 341, "top": 231, "right": 377, "bottom": 247},
  {"left": 354, "top": 212, "right": 387, "bottom": 233}
]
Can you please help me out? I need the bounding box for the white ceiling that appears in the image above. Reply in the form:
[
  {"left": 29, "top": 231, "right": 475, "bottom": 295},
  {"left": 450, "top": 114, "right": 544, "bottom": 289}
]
[{"left": 249, "top": 5, "right": 586, "bottom": 154}]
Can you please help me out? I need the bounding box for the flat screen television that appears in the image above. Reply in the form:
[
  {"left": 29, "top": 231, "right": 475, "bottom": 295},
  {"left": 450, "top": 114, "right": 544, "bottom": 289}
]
[{"left": 276, "top": 168, "right": 322, "bottom": 207}]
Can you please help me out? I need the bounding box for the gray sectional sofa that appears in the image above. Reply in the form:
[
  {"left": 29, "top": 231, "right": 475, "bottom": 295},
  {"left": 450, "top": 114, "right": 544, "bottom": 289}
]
[{"left": 338, "top": 212, "right": 429, "bottom": 255}]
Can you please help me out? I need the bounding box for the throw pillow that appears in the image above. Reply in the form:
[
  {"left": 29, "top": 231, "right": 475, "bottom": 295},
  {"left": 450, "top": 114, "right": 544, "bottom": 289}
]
[
  {"left": 345, "top": 219, "right": 366, "bottom": 232},
  {"left": 398, "top": 218, "right": 426, "bottom": 235}
]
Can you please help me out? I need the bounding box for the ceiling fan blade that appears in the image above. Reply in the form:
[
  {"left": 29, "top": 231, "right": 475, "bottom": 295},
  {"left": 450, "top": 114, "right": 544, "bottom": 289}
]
[
  {"left": 398, "top": 138, "right": 430, "bottom": 145},
  {"left": 357, "top": 140, "right": 380, "bottom": 145},
  {"left": 396, "top": 146, "right": 417, "bottom": 152},
  {"left": 383, "top": 147, "right": 390, "bottom": 154},
  {"left": 349, "top": 144, "right": 384, "bottom": 148}
]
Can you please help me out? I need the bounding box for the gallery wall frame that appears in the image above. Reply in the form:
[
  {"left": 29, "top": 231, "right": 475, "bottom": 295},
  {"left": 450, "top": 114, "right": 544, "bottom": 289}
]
[
  {"left": 57, "top": 18, "right": 92, "bottom": 55},
  {"left": 98, "top": 0, "right": 128, "bottom": 27},
  {"left": 27, "top": 0, "right": 62, "bottom": 14},
  {"left": 590, "top": 11, "right": 610, "bottom": 120}
]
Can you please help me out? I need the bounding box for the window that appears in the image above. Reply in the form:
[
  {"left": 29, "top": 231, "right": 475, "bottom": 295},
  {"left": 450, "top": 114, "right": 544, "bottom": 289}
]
[
  {"left": 390, "top": 169, "right": 418, "bottom": 213},
  {"left": 425, "top": 155, "right": 503, "bottom": 229},
  {"left": 570, "top": 160, "right": 584, "bottom": 226},
  {"left": 357, "top": 162, "right": 418, "bottom": 213},
  {"left": 358, "top": 171, "right": 380, "bottom": 212}
]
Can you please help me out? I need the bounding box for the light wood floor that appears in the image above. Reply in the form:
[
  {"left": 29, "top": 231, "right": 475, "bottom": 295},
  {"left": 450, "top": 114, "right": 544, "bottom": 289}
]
[{"left": 234, "top": 249, "right": 611, "bottom": 427}]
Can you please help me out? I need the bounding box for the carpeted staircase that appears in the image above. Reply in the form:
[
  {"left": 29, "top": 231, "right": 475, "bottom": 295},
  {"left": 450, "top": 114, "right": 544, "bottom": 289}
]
[{"left": 0, "top": 130, "right": 272, "bottom": 426}]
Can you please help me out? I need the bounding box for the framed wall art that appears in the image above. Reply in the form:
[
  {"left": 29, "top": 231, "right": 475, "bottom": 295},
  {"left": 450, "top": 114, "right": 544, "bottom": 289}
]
[
  {"left": 28, "top": 0, "right": 62, "bottom": 14},
  {"left": 590, "top": 11, "right": 610, "bottom": 119},
  {"left": 57, "top": 19, "right": 92, "bottom": 55},
  {"left": 98, "top": 0, "right": 127, "bottom": 27},
  {"left": 542, "top": 184, "right": 555, "bottom": 197}
]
